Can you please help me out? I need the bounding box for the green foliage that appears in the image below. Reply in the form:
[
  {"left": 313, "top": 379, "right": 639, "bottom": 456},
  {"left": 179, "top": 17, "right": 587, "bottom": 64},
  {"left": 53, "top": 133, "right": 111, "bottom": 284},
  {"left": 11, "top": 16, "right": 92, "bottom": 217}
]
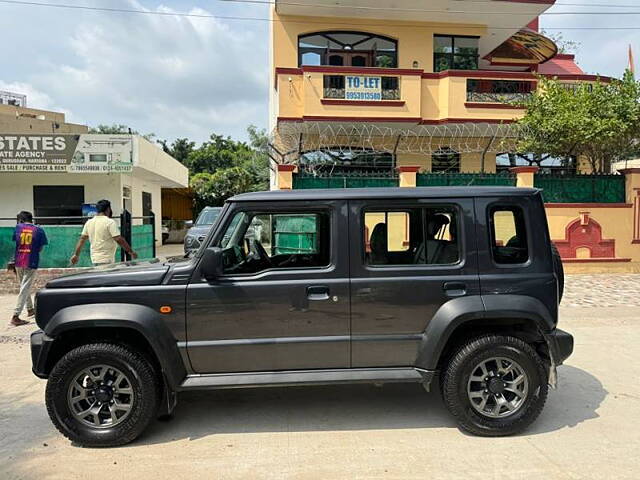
[
  {"left": 517, "top": 71, "right": 640, "bottom": 173},
  {"left": 159, "top": 138, "right": 195, "bottom": 165},
  {"left": 89, "top": 124, "right": 156, "bottom": 141},
  {"left": 180, "top": 125, "right": 270, "bottom": 210},
  {"left": 540, "top": 30, "right": 581, "bottom": 54}
]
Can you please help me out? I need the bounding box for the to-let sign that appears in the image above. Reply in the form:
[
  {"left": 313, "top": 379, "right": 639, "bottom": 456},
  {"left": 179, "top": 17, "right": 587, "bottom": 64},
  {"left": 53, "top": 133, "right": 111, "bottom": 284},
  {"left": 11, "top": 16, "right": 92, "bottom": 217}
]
[{"left": 345, "top": 76, "right": 382, "bottom": 101}]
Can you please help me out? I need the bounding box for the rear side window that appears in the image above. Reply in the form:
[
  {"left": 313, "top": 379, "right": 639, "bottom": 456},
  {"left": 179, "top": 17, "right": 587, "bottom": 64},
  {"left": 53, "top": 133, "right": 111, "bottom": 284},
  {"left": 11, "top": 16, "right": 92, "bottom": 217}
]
[
  {"left": 490, "top": 206, "right": 529, "bottom": 264},
  {"left": 364, "top": 206, "right": 459, "bottom": 266}
]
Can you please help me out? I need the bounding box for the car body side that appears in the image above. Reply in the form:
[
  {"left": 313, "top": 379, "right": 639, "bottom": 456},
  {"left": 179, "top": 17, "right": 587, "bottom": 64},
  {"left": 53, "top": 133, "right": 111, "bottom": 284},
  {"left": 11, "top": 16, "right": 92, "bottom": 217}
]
[{"left": 30, "top": 188, "right": 572, "bottom": 409}]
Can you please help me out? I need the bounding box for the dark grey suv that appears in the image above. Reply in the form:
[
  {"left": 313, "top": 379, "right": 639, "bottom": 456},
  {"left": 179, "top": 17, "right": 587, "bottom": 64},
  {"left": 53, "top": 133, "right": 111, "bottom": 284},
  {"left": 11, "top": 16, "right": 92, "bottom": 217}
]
[
  {"left": 184, "top": 206, "right": 222, "bottom": 253},
  {"left": 31, "top": 187, "right": 572, "bottom": 447}
]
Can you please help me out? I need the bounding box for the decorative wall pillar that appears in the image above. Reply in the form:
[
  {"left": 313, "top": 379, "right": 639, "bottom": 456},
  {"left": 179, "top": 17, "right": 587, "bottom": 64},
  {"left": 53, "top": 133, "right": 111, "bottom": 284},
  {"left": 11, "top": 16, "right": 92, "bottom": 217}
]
[
  {"left": 397, "top": 165, "right": 420, "bottom": 188},
  {"left": 620, "top": 168, "right": 640, "bottom": 242},
  {"left": 510, "top": 166, "right": 539, "bottom": 188},
  {"left": 277, "top": 164, "right": 296, "bottom": 190}
]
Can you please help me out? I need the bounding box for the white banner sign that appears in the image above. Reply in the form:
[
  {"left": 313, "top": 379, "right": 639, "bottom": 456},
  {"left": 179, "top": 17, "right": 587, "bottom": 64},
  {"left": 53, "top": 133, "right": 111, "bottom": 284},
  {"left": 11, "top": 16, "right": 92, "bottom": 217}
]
[
  {"left": 0, "top": 134, "right": 134, "bottom": 173},
  {"left": 345, "top": 76, "right": 382, "bottom": 101}
]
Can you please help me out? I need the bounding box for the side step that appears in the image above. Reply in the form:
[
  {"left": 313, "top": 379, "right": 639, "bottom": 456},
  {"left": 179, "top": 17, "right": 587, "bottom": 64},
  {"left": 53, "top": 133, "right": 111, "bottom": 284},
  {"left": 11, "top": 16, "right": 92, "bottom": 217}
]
[{"left": 179, "top": 367, "right": 433, "bottom": 391}]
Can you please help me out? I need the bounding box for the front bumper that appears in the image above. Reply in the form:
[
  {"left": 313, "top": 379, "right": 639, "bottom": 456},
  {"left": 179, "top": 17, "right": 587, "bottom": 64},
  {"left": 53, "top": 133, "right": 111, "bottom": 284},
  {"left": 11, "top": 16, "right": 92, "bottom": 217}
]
[{"left": 31, "top": 329, "right": 54, "bottom": 379}]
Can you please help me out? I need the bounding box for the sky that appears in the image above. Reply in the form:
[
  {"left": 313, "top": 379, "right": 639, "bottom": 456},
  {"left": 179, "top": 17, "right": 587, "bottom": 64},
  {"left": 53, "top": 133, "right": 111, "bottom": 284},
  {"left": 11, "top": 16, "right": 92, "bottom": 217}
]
[{"left": 1, "top": 0, "right": 639, "bottom": 145}]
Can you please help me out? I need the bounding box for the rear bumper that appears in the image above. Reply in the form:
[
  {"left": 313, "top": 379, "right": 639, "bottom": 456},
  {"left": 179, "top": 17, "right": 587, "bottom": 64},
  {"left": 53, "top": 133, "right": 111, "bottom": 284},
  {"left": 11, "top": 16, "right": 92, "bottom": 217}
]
[
  {"left": 545, "top": 328, "right": 574, "bottom": 365},
  {"left": 31, "top": 329, "right": 54, "bottom": 379}
]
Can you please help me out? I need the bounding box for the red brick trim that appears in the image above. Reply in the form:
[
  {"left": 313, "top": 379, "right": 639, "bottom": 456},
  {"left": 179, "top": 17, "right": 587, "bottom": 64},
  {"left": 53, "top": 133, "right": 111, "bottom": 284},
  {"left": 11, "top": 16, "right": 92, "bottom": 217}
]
[
  {"left": 489, "top": 61, "right": 538, "bottom": 67},
  {"left": 275, "top": 67, "right": 303, "bottom": 76},
  {"left": 510, "top": 166, "right": 539, "bottom": 174},
  {"left": 301, "top": 66, "right": 423, "bottom": 76},
  {"left": 497, "top": 0, "right": 554, "bottom": 4},
  {"left": 320, "top": 99, "right": 405, "bottom": 107},
  {"left": 544, "top": 203, "right": 633, "bottom": 208},
  {"left": 277, "top": 117, "right": 304, "bottom": 123},
  {"left": 420, "top": 118, "right": 517, "bottom": 125},
  {"left": 302, "top": 115, "right": 422, "bottom": 123},
  {"left": 554, "top": 54, "right": 576, "bottom": 60},
  {"left": 276, "top": 116, "right": 517, "bottom": 125},
  {"left": 561, "top": 258, "right": 632, "bottom": 263},
  {"left": 396, "top": 166, "right": 420, "bottom": 173},
  {"left": 465, "top": 102, "right": 525, "bottom": 110},
  {"left": 277, "top": 164, "right": 296, "bottom": 172},
  {"left": 421, "top": 70, "right": 611, "bottom": 83}
]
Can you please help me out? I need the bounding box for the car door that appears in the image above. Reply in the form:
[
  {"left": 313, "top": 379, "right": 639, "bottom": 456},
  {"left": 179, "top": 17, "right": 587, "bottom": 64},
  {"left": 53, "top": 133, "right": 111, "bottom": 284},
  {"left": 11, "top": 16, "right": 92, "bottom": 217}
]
[
  {"left": 186, "top": 200, "right": 350, "bottom": 373},
  {"left": 348, "top": 197, "right": 480, "bottom": 367}
]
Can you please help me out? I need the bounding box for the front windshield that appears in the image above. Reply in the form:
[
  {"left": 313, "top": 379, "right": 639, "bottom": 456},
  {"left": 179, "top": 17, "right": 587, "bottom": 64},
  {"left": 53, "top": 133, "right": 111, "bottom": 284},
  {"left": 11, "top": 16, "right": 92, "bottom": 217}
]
[{"left": 195, "top": 208, "right": 221, "bottom": 226}]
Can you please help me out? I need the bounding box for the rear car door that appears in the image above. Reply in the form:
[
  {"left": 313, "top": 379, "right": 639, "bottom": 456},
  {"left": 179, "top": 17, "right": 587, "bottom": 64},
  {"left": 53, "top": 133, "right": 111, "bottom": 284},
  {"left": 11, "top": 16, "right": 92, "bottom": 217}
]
[
  {"left": 186, "top": 200, "right": 351, "bottom": 373},
  {"left": 348, "top": 197, "right": 480, "bottom": 367}
]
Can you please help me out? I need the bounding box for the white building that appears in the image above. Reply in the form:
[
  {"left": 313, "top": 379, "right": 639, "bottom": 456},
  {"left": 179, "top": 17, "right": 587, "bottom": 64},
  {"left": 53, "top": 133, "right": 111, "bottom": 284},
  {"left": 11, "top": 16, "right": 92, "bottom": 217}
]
[{"left": 0, "top": 133, "right": 188, "bottom": 245}]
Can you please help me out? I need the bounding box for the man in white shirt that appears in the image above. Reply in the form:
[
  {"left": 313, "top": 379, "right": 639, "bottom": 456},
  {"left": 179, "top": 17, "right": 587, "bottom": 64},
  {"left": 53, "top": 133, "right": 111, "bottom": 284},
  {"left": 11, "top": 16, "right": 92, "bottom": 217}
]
[{"left": 70, "top": 199, "right": 138, "bottom": 266}]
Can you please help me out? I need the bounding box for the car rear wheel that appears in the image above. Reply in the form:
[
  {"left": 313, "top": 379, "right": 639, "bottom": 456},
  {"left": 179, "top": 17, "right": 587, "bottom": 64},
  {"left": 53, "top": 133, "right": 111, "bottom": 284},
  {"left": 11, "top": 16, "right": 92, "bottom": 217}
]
[
  {"left": 45, "top": 343, "right": 160, "bottom": 447},
  {"left": 442, "top": 335, "right": 548, "bottom": 436}
]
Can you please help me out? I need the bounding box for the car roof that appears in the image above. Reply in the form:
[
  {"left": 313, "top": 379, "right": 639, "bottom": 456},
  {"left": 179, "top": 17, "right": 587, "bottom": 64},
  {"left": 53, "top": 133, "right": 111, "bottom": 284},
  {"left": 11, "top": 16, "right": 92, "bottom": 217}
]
[{"left": 230, "top": 187, "right": 540, "bottom": 202}]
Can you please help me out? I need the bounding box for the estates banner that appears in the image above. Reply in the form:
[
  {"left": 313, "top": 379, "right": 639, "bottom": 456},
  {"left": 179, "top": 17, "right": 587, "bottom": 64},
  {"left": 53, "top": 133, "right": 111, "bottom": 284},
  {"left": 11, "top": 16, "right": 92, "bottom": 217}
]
[{"left": 0, "top": 134, "right": 134, "bottom": 173}]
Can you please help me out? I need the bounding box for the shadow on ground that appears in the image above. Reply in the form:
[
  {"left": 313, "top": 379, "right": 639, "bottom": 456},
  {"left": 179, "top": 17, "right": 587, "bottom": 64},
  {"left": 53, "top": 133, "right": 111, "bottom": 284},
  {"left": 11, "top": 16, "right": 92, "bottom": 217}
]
[{"left": 139, "top": 364, "right": 607, "bottom": 446}]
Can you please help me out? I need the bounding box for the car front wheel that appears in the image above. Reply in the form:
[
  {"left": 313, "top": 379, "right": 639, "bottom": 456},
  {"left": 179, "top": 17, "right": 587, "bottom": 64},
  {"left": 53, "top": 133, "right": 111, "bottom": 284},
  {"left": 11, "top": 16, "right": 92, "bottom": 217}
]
[
  {"left": 442, "top": 335, "right": 548, "bottom": 436},
  {"left": 45, "top": 343, "right": 160, "bottom": 447}
]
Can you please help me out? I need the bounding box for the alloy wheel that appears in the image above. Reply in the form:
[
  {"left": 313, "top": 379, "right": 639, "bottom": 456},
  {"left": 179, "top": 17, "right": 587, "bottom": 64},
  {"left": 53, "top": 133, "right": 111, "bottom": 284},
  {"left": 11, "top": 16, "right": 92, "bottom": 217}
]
[
  {"left": 466, "top": 356, "right": 529, "bottom": 418},
  {"left": 67, "top": 364, "right": 135, "bottom": 428}
]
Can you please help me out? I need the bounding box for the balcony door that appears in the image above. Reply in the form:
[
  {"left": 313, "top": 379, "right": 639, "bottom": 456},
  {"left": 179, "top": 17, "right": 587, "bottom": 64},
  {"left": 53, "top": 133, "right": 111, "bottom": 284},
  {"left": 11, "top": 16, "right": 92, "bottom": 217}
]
[{"left": 328, "top": 51, "right": 373, "bottom": 67}]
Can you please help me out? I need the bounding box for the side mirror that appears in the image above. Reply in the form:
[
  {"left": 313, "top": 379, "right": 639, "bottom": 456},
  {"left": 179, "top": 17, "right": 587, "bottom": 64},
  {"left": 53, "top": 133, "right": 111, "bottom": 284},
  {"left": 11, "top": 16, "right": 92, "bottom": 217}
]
[
  {"left": 200, "top": 247, "right": 224, "bottom": 280},
  {"left": 185, "top": 220, "right": 194, "bottom": 228}
]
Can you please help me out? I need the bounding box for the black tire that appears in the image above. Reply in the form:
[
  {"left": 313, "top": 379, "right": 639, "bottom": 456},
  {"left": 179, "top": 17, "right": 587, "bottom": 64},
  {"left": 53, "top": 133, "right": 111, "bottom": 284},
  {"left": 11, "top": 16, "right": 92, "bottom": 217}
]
[
  {"left": 45, "top": 343, "right": 160, "bottom": 447},
  {"left": 551, "top": 242, "right": 564, "bottom": 303},
  {"left": 442, "top": 335, "right": 548, "bottom": 437}
]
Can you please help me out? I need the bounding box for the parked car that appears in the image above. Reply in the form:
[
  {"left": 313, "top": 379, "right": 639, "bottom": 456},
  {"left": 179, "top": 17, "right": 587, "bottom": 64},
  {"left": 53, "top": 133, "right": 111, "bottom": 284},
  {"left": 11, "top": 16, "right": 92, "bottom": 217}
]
[
  {"left": 183, "top": 207, "right": 222, "bottom": 254},
  {"left": 30, "top": 187, "right": 571, "bottom": 447}
]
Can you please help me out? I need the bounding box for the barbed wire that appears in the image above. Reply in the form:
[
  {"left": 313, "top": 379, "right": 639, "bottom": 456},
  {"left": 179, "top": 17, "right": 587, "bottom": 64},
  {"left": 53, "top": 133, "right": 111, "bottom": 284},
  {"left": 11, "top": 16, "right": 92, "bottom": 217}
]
[{"left": 270, "top": 122, "right": 527, "bottom": 166}]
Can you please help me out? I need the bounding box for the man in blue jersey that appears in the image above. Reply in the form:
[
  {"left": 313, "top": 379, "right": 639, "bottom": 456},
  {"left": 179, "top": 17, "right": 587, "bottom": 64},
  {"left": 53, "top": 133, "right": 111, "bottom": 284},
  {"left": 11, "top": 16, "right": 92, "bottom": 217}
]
[{"left": 10, "top": 211, "right": 48, "bottom": 327}]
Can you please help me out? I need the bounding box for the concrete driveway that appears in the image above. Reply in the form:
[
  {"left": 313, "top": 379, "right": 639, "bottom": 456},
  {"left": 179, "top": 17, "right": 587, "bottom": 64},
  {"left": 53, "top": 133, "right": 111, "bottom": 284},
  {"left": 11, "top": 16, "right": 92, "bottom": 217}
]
[{"left": 1, "top": 276, "right": 639, "bottom": 479}]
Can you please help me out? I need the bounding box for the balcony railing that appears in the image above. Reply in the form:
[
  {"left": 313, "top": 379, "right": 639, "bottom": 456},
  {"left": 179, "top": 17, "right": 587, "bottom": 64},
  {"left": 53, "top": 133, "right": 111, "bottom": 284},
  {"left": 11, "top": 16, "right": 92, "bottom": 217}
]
[
  {"left": 466, "top": 79, "right": 535, "bottom": 103},
  {"left": 323, "top": 75, "right": 400, "bottom": 101}
]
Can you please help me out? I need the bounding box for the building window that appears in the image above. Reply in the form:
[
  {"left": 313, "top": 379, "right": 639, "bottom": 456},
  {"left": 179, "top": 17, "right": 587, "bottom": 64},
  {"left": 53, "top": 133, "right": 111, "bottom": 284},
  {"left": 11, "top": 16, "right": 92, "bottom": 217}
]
[
  {"left": 364, "top": 207, "right": 459, "bottom": 266},
  {"left": 299, "top": 148, "right": 394, "bottom": 175},
  {"left": 431, "top": 147, "right": 461, "bottom": 173},
  {"left": 489, "top": 206, "right": 529, "bottom": 265},
  {"left": 299, "top": 31, "right": 398, "bottom": 68},
  {"left": 89, "top": 154, "right": 108, "bottom": 162},
  {"left": 467, "top": 79, "right": 535, "bottom": 103},
  {"left": 434, "top": 35, "right": 479, "bottom": 72},
  {"left": 217, "top": 211, "right": 331, "bottom": 275},
  {"left": 33, "top": 185, "right": 84, "bottom": 224}
]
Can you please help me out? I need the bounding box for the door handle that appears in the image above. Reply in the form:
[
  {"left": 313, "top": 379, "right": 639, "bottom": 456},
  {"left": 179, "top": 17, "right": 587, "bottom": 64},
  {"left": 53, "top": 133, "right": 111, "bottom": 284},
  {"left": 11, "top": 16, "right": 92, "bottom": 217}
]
[
  {"left": 307, "top": 285, "right": 330, "bottom": 301},
  {"left": 443, "top": 282, "right": 467, "bottom": 297}
]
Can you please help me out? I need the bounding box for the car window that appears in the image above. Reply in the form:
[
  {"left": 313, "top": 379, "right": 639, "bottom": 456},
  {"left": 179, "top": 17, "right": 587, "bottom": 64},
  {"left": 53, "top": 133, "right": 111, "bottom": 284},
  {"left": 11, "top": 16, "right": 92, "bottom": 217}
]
[
  {"left": 490, "top": 206, "right": 529, "bottom": 264},
  {"left": 364, "top": 206, "right": 459, "bottom": 266},
  {"left": 195, "top": 208, "right": 221, "bottom": 226},
  {"left": 216, "top": 210, "right": 330, "bottom": 275}
]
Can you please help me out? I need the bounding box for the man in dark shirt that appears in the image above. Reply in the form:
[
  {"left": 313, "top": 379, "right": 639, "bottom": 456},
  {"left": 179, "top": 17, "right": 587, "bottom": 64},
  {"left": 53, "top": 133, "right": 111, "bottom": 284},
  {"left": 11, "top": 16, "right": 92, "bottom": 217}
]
[{"left": 10, "top": 211, "right": 48, "bottom": 327}]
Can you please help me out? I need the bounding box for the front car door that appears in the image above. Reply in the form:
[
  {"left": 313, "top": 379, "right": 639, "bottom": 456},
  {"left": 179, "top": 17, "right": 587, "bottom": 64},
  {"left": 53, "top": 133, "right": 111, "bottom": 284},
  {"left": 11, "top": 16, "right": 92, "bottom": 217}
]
[
  {"left": 186, "top": 200, "right": 350, "bottom": 373},
  {"left": 348, "top": 197, "right": 480, "bottom": 367}
]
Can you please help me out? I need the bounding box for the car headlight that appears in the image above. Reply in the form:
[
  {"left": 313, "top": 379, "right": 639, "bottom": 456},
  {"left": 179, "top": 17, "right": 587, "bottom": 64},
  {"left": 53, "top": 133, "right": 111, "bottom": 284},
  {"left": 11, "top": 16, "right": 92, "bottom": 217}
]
[{"left": 185, "top": 235, "right": 197, "bottom": 247}]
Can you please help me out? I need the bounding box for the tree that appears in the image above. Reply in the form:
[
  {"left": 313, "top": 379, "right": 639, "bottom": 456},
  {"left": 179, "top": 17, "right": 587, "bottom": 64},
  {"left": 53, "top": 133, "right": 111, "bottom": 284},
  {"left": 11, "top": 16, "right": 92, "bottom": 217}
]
[
  {"left": 540, "top": 30, "right": 581, "bottom": 55},
  {"left": 89, "top": 124, "right": 156, "bottom": 141},
  {"left": 159, "top": 137, "right": 195, "bottom": 165},
  {"left": 186, "top": 125, "right": 271, "bottom": 210},
  {"left": 517, "top": 71, "right": 640, "bottom": 173}
]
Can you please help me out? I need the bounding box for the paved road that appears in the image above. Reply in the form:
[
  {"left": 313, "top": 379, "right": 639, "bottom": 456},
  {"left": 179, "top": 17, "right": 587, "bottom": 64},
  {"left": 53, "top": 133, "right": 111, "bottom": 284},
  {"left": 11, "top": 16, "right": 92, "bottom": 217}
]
[{"left": 1, "top": 276, "right": 639, "bottom": 479}]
